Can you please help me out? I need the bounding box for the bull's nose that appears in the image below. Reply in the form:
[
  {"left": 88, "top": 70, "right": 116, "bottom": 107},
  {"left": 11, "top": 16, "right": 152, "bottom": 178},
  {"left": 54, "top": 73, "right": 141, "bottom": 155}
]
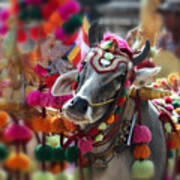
[{"left": 69, "top": 97, "right": 89, "bottom": 114}]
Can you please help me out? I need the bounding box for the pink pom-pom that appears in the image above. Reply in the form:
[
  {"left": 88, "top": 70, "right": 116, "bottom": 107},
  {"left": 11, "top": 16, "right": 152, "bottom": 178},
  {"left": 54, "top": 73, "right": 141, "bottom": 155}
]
[
  {"left": 58, "top": 1, "right": 80, "bottom": 20},
  {"left": 164, "top": 104, "right": 174, "bottom": 112},
  {"left": 39, "top": 93, "right": 50, "bottom": 107},
  {"left": 26, "top": 90, "right": 41, "bottom": 106},
  {"left": 133, "top": 125, "right": 152, "bottom": 143},
  {"left": 55, "top": 28, "right": 68, "bottom": 41},
  {"left": 77, "top": 63, "right": 83, "bottom": 73},
  {"left": 5, "top": 123, "right": 33, "bottom": 142},
  {"left": 78, "top": 136, "right": 93, "bottom": 154},
  {"left": 0, "top": 9, "right": 9, "bottom": 22},
  {"left": 124, "top": 80, "right": 131, "bottom": 88},
  {"left": 152, "top": 100, "right": 160, "bottom": 105},
  {"left": 0, "top": 23, "right": 8, "bottom": 35},
  {"left": 24, "top": 0, "right": 32, "bottom": 3}
]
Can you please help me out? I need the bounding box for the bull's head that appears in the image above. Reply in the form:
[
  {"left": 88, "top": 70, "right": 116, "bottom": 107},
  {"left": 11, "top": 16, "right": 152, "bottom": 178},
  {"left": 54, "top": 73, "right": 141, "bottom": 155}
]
[{"left": 51, "top": 30, "right": 160, "bottom": 127}]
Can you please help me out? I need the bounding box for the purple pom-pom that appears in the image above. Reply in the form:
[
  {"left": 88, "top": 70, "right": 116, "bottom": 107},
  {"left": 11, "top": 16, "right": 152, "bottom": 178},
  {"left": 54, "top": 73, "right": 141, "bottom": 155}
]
[
  {"left": 0, "top": 9, "right": 9, "bottom": 22},
  {"left": 26, "top": 90, "right": 41, "bottom": 106},
  {"left": 58, "top": 1, "right": 80, "bottom": 20},
  {"left": 133, "top": 125, "right": 152, "bottom": 143},
  {"left": 5, "top": 123, "right": 32, "bottom": 142}
]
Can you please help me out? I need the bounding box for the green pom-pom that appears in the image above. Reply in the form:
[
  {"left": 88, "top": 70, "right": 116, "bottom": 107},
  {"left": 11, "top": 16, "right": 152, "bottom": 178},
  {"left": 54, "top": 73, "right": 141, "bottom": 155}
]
[
  {"left": 75, "top": 74, "right": 80, "bottom": 82},
  {"left": 29, "top": 7, "right": 42, "bottom": 20},
  {"left": 131, "top": 160, "right": 155, "bottom": 179},
  {"left": 0, "top": 143, "right": 9, "bottom": 161},
  {"left": 65, "top": 145, "right": 79, "bottom": 163},
  {"left": 35, "top": 144, "right": 53, "bottom": 162},
  {"left": 55, "top": 173, "right": 69, "bottom": 180},
  {"left": 168, "top": 150, "right": 174, "bottom": 159},
  {"left": 53, "top": 146, "right": 65, "bottom": 162},
  {"left": 164, "top": 123, "right": 172, "bottom": 133},
  {"left": 121, "top": 89, "right": 128, "bottom": 97},
  {"left": 172, "top": 100, "right": 180, "bottom": 108},
  {"left": 32, "top": 171, "right": 54, "bottom": 180},
  {"left": 0, "top": 170, "right": 7, "bottom": 180},
  {"left": 18, "top": 0, "right": 27, "bottom": 8},
  {"left": 63, "top": 14, "right": 83, "bottom": 35},
  {"left": 19, "top": 9, "right": 29, "bottom": 20},
  {"left": 115, "top": 106, "right": 123, "bottom": 115}
]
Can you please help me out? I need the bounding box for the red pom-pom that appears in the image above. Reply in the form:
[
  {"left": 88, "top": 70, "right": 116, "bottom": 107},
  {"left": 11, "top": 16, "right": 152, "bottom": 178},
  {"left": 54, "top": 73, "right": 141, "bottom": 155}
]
[
  {"left": 17, "top": 28, "right": 27, "bottom": 43},
  {"left": 159, "top": 111, "right": 171, "bottom": 123},
  {"left": 41, "top": 4, "right": 54, "bottom": 20},
  {"left": 45, "top": 74, "right": 60, "bottom": 88},
  {"left": 165, "top": 97, "right": 173, "bottom": 104},
  {"left": 30, "top": 26, "right": 46, "bottom": 40},
  {"left": 89, "top": 127, "right": 98, "bottom": 136}
]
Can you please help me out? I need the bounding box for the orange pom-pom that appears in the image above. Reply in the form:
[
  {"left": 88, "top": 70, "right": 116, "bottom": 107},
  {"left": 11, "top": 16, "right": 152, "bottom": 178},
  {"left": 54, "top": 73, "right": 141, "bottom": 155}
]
[
  {"left": 56, "top": 0, "right": 70, "bottom": 5},
  {"left": 106, "top": 115, "right": 115, "bottom": 124},
  {"left": 5, "top": 153, "right": 30, "bottom": 171},
  {"left": 63, "top": 117, "right": 76, "bottom": 132},
  {"left": 32, "top": 117, "right": 44, "bottom": 132},
  {"left": 133, "top": 144, "right": 151, "bottom": 159},
  {"left": 167, "top": 133, "right": 180, "bottom": 149},
  {"left": 0, "top": 111, "right": 9, "bottom": 128},
  {"left": 49, "top": 163, "right": 61, "bottom": 174},
  {"left": 41, "top": 117, "right": 52, "bottom": 133},
  {"left": 49, "top": 12, "right": 63, "bottom": 26},
  {"left": 43, "top": 22, "right": 56, "bottom": 34},
  {"left": 51, "top": 117, "right": 65, "bottom": 134}
]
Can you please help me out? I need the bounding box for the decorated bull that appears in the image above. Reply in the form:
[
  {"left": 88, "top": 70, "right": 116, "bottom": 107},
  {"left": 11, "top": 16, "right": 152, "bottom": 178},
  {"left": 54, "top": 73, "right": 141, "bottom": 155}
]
[{"left": 51, "top": 29, "right": 179, "bottom": 180}]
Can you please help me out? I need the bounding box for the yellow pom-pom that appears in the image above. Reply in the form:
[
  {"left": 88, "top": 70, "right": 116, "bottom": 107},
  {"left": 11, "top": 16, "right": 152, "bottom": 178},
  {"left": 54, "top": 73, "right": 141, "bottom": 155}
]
[
  {"left": 32, "top": 171, "right": 54, "bottom": 180},
  {"left": 168, "top": 73, "right": 179, "bottom": 84},
  {"left": 5, "top": 153, "right": 30, "bottom": 171},
  {"left": 175, "top": 108, "right": 180, "bottom": 115}
]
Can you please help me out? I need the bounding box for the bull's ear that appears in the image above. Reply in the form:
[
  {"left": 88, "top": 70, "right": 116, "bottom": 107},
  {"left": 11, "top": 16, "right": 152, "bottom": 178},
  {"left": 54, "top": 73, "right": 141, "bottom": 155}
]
[
  {"left": 51, "top": 70, "right": 78, "bottom": 96},
  {"left": 134, "top": 67, "right": 161, "bottom": 87},
  {"left": 88, "top": 22, "right": 104, "bottom": 47}
]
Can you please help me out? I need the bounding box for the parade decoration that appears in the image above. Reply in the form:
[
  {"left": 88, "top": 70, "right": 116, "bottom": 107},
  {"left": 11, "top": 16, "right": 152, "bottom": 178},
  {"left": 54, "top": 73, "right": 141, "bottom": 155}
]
[{"left": 0, "top": 1, "right": 179, "bottom": 180}]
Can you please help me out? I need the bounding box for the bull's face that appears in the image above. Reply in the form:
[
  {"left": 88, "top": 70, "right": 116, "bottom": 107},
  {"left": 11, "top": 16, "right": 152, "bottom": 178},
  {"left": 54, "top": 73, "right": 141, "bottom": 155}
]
[{"left": 52, "top": 38, "right": 159, "bottom": 126}]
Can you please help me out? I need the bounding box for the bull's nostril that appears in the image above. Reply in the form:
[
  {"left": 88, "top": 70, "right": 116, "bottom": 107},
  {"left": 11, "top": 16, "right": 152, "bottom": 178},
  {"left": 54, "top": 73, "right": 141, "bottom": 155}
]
[{"left": 70, "top": 97, "right": 89, "bottom": 114}]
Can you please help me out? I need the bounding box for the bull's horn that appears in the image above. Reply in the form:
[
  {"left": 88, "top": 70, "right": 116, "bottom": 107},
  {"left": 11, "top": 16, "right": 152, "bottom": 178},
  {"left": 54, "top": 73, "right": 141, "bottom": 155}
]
[{"left": 133, "top": 40, "right": 151, "bottom": 65}]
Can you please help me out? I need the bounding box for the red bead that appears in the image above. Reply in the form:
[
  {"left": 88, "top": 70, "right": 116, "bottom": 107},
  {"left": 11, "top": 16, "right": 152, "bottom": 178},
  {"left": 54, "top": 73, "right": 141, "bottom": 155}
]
[
  {"left": 165, "top": 97, "right": 173, "bottom": 104},
  {"left": 72, "top": 81, "right": 78, "bottom": 90},
  {"left": 117, "top": 97, "right": 126, "bottom": 106},
  {"left": 89, "top": 127, "right": 98, "bottom": 136}
]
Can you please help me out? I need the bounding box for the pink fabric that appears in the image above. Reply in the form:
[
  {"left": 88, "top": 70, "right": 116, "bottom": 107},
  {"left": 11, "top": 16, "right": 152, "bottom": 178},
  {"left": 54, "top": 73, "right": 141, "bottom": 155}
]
[
  {"left": 26, "top": 90, "right": 41, "bottom": 107},
  {"left": 133, "top": 125, "right": 152, "bottom": 143},
  {"left": 5, "top": 124, "right": 32, "bottom": 142},
  {"left": 58, "top": 1, "right": 80, "bottom": 20},
  {"left": 103, "top": 33, "right": 132, "bottom": 53},
  {"left": 78, "top": 137, "right": 93, "bottom": 154}
]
